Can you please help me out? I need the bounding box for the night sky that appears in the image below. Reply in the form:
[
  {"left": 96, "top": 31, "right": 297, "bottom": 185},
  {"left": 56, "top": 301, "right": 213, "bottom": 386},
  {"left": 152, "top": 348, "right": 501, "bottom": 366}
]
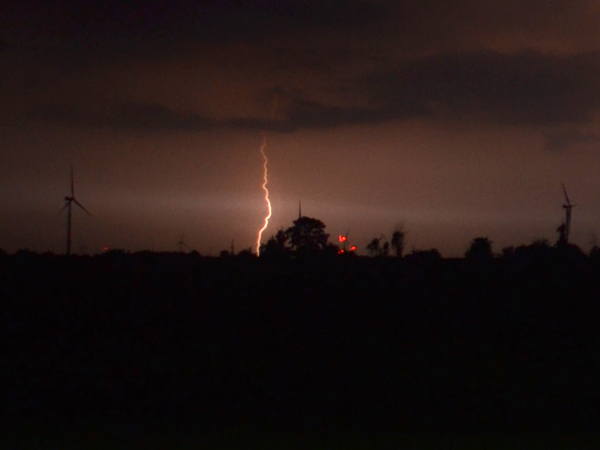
[{"left": 2, "top": 1, "right": 600, "bottom": 256}]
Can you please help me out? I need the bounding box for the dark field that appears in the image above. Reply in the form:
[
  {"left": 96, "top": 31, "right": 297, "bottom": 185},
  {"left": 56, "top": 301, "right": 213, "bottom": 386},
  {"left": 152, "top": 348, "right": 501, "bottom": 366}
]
[{"left": 2, "top": 248, "right": 600, "bottom": 448}]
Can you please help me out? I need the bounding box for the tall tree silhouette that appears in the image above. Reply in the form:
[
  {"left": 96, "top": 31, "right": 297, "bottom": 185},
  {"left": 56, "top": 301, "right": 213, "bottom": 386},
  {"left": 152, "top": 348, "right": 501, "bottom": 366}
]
[
  {"left": 285, "top": 216, "right": 330, "bottom": 253},
  {"left": 366, "top": 237, "right": 382, "bottom": 256},
  {"left": 465, "top": 237, "right": 494, "bottom": 263},
  {"left": 259, "top": 229, "right": 290, "bottom": 260},
  {"left": 391, "top": 224, "right": 406, "bottom": 258}
]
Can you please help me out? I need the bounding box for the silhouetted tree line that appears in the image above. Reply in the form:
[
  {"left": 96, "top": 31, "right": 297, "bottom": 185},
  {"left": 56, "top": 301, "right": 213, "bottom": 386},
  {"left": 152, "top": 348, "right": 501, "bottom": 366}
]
[
  {"left": 260, "top": 216, "right": 339, "bottom": 260},
  {"left": 3, "top": 217, "right": 600, "bottom": 445}
]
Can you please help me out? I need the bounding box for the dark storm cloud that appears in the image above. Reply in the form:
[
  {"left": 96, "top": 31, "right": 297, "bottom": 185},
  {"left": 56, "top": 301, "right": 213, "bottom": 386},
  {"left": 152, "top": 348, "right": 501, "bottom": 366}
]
[
  {"left": 5, "top": 0, "right": 599, "bottom": 71},
  {"left": 264, "top": 50, "right": 600, "bottom": 132},
  {"left": 30, "top": 95, "right": 425, "bottom": 133},
  {"left": 269, "top": 96, "right": 428, "bottom": 131},
  {"left": 33, "top": 102, "right": 216, "bottom": 131},
  {"left": 3, "top": 0, "right": 386, "bottom": 47},
  {"left": 30, "top": 50, "right": 600, "bottom": 134},
  {"left": 114, "top": 102, "right": 218, "bottom": 130},
  {"left": 544, "top": 130, "right": 600, "bottom": 152},
  {"left": 372, "top": 0, "right": 600, "bottom": 55},
  {"left": 361, "top": 50, "right": 600, "bottom": 127}
]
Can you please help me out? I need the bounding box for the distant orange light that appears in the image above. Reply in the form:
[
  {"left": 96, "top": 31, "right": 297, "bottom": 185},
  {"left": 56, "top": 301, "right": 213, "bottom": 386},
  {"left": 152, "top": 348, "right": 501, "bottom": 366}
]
[{"left": 102, "top": 246, "right": 109, "bottom": 252}]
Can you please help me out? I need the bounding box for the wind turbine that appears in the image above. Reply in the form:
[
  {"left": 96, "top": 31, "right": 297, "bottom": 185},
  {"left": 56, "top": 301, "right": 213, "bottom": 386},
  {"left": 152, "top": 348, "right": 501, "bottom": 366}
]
[
  {"left": 338, "top": 228, "right": 350, "bottom": 251},
  {"left": 338, "top": 228, "right": 356, "bottom": 253},
  {"left": 176, "top": 235, "right": 190, "bottom": 253},
  {"left": 561, "top": 183, "right": 576, "bottom": 244},
  {"left": 60, "top": 166, "right": 91, "bottom": 255}
]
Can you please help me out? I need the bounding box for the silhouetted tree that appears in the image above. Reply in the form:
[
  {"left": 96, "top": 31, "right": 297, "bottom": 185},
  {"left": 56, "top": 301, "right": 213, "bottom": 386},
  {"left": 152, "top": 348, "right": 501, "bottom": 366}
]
[
  {"left": 366, "top": 237, "right": 382, "bottom": 256},
  {"left": 285, "top": 216, "right": 330, "bottom": 253},
  {"left": 390, "top": 224, "right": 406, "bottom": 258},
  {"left": 405, "top": 248, "right": 442, "bottom": 266},
  {"left": 589, "top": 245, "right": 600, "bottom": 268},
  {"left": 553, "top": 242, "right": 585, "bottom": 260},
  {"left": 465, "top": 237, "right": 493, "bottom": 263},
  {"left": 512, "top": 239, "right": 553, "bottom": 267},
  {"left": 259, "top": 229, "right": 290, "bottom": 260},
  {"left": 237, "top": 248, "right": 256, "bottom": 260},
  {"left": 556, "top": 222, "right": 567, "bottom": 246},
  {"left": 101, "top": 249, "right": 128, "bottom": 258},
  {"left": 501, "top": 246, "right": 515, "bottom": 259}
]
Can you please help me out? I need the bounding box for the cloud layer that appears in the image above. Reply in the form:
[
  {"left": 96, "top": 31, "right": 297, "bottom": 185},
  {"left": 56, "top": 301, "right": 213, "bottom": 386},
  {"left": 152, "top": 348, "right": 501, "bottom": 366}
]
[{"left": 3, "top": 1, "right": 600, "bottom": 142}]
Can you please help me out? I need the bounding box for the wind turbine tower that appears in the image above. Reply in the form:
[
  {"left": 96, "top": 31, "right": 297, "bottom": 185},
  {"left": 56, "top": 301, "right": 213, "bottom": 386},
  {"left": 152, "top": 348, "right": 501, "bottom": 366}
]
[
  {"left": 61, "top": 166, "right": 91, "bottom": 255},
  {"left": 561, "top": 183, "right": 576, "bottom": 244},
  {"left": 176, "top": 235, "right": 190, "bottom": 253}
]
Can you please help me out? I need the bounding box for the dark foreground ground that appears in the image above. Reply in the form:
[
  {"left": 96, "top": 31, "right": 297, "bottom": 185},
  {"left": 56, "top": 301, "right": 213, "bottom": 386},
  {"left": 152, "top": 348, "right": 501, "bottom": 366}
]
[{"left": 2, "top": 248, "right": 600, "bottom": 448}]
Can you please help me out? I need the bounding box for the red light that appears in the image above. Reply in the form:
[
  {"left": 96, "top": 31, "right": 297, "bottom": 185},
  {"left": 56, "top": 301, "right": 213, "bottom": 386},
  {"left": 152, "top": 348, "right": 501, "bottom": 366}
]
[
  {"left": 350, "top": 246, "right": 356, "bottom": 251},
  {"left": 338, "top": 249, "right": 345, "bottom": 254},
  {"left": 338, "top": 235, "right": 347, "bottom": 242}
]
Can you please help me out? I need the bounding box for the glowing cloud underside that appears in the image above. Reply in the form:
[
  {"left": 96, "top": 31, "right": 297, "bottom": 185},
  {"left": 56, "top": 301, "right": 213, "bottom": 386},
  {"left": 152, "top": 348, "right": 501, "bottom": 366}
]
[{"left": 256, "top": 132, "right": 272, "bottom": 255}]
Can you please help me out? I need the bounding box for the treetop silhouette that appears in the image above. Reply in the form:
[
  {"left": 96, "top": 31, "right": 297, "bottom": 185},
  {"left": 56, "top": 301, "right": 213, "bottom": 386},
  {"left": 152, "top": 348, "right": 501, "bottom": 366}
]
[{"left": 284, "top": 216, "right": 330, "bottom": 253}]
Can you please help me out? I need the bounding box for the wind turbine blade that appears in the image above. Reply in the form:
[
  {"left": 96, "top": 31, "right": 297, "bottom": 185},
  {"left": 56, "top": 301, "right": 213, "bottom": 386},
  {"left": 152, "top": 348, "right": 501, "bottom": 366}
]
[
  {"left": 562, "top": 183, "right": 572, "bottom": 205},
  {"left": 74, "top": 199, "right": 91, "bottom": 216},
  {"left": 59, "top": 201, "right": 70, "bottom": 214},
  {"left": 71, "top": 165, "right": 75, "bottom": 197}
]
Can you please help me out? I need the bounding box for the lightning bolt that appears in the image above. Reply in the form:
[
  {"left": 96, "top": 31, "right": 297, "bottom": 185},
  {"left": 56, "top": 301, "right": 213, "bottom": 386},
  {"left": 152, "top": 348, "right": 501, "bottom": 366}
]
[{"left": 256, "top": 132, "right": 271, "bottom": 255}]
